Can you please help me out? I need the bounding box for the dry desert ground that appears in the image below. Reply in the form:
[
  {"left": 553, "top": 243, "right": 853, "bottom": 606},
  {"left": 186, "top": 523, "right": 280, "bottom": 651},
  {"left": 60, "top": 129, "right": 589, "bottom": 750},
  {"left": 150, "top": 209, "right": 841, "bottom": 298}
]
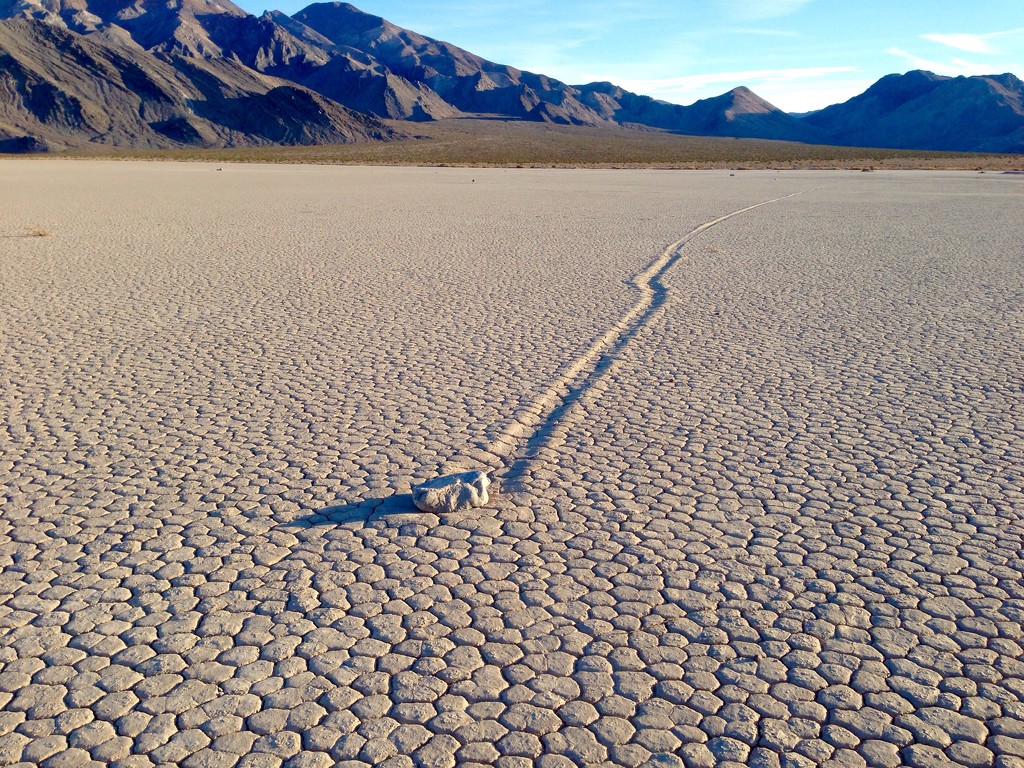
[{"left": 1, "top": 160, "right": 1023, "bottom": 768}]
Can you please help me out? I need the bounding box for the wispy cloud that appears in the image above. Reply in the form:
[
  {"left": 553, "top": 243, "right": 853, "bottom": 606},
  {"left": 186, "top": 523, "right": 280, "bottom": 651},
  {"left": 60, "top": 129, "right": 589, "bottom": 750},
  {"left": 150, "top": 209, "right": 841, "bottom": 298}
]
[
  {"left": 717, "top": 0, "right": 815, "bottom": 21},
  {"left": 752, "top": 77, "right": 878, "bottom": 113},
  {"left": 616, "top": 66, "right": 858, "bottom": 96},
  {"left": 922, "top": 34, "right": 997, "bottom": 54},
  {"left": 398, "top": 0, "right": 671, "bottom": 34},
  {"left": 726, "top": 27, "right": 802, "bottom": 38},
  {"left": 602, "top": 66, "right": 870, "bottom": 112},
  {"left": 479, "top": 38, "right": 602, "bottom": 76},
  {"left": 887, "top": 47, "right": 995, "bottom": 76},
  {"left": 922, "top": 27, "right": 1024, "bottom": 54}
]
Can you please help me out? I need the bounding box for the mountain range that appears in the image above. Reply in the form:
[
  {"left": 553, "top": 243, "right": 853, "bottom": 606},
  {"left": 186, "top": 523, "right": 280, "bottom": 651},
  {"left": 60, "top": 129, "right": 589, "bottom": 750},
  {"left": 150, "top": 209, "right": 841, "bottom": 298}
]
[{"left": 1, "top": 0, "right": 1022, "bottom": 153}]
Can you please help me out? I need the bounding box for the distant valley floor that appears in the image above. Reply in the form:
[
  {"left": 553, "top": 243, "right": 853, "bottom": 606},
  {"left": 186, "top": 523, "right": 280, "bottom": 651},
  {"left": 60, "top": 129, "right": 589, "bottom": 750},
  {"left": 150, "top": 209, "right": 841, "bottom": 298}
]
[{"left": 18, "top": 119, "right": 1024, "bottom": 170}]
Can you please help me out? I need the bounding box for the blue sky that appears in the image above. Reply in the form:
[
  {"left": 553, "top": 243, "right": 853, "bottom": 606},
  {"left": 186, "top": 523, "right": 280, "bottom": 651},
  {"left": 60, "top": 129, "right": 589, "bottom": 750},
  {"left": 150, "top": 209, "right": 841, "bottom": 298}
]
[{"left": 241, "top": 0, "right": 1024, "bottom": 112}]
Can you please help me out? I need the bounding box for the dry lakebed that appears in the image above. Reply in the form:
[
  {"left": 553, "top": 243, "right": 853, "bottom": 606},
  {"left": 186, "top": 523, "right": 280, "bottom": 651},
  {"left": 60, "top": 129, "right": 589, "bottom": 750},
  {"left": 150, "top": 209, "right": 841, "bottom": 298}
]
[{"left": 1, "top": 160, "right": 1023, "bottom": 768}]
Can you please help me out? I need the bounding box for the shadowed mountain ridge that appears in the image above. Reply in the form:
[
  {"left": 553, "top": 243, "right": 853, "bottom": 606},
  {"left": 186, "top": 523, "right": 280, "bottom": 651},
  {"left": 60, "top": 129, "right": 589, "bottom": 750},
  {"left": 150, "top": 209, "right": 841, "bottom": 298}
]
[
  {"left": 0, "top": 13, "right": 395, "bottom": 149},
  {"left": 804, "top": 70, "right": 1024, "bottom": 152}
]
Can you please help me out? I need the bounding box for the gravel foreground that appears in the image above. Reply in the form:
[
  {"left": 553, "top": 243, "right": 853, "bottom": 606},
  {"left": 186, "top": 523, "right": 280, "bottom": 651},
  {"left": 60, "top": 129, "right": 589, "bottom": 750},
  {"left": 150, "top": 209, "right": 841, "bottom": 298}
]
[{"left": 1, "top": 162, "right": 1023, "bottom": 768}]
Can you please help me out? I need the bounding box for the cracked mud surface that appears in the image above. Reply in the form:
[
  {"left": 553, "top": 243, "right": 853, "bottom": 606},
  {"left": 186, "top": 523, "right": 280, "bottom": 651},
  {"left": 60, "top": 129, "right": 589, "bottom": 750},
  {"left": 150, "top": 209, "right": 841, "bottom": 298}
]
[{"left": 1, "top": 162, "right": 1023, "bottom": 768}]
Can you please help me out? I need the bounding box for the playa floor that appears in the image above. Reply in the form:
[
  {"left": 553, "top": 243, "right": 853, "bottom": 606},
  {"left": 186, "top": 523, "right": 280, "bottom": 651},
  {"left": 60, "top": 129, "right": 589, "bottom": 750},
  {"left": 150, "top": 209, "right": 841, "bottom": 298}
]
[{"left": 1, "top": 161, "right": 1023, "bottom": 768}]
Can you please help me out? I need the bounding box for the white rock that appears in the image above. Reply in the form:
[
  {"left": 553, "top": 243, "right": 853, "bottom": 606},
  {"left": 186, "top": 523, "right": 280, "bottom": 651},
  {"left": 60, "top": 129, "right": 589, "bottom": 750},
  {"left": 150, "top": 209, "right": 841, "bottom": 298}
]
[{"left": 412, "top": 471, "right": 491, "bottom": 514}]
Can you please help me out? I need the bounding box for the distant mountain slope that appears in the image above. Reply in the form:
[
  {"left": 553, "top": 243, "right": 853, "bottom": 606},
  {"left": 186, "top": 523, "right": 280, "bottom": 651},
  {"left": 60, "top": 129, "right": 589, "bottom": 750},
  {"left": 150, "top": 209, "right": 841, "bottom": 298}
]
[
  {"left": 679, "top": 87, "right": 825, "bottom": 141},
  {"left": 291, "top": 1, "right": 604, "bottom": 125},
  {"left": 576, "top": 82, "right": 824, "bottom": 141},
  {"left": 803, "top": 70, "right": 1024, "bottom": 153},
  {"left": 295, "top": 49, "right": 458, "bottom": 121},
  {"left": 0, "top": 16, "right": 394, "bottom": 149}
]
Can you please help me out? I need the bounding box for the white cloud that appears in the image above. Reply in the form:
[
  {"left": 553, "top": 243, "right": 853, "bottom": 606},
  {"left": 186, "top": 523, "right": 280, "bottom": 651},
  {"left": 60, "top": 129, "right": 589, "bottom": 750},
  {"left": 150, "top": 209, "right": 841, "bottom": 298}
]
[
  {"left": 605, "top": 66, "right": 863, "bottom": 112},
  {"left": 717, "top": 0, "right": 815, "bottom": 21},
  {"left": 616, "top": 66, "right": 858, "bottom": 95},
  {"left": 921, "top": 27, "right": 1024, "bottom": 55},
  {"left": 752, "top": 77, "right": 878, "bottom": 112},
  {"left": 479, "top": 38, "right": 602, "bottom": 77},
  {"left": 726, "top": 27, "right": 802, "bottom": 38},
  {"left": 922, "top": 33, "right": 996, "bottom": 54},
  {"left": 887, "top": 47, "right": 995, "bottom": 77}
]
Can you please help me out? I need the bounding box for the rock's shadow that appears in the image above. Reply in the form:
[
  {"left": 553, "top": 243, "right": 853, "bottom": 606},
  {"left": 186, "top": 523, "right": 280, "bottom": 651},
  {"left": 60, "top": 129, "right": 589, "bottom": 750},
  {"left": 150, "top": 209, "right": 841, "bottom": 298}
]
[
  {"left": 283, "top": 488, "right": 509, "bottom": 529},
  {"left": 286, "top": 493, "right": 430, "bottom": 527}
]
